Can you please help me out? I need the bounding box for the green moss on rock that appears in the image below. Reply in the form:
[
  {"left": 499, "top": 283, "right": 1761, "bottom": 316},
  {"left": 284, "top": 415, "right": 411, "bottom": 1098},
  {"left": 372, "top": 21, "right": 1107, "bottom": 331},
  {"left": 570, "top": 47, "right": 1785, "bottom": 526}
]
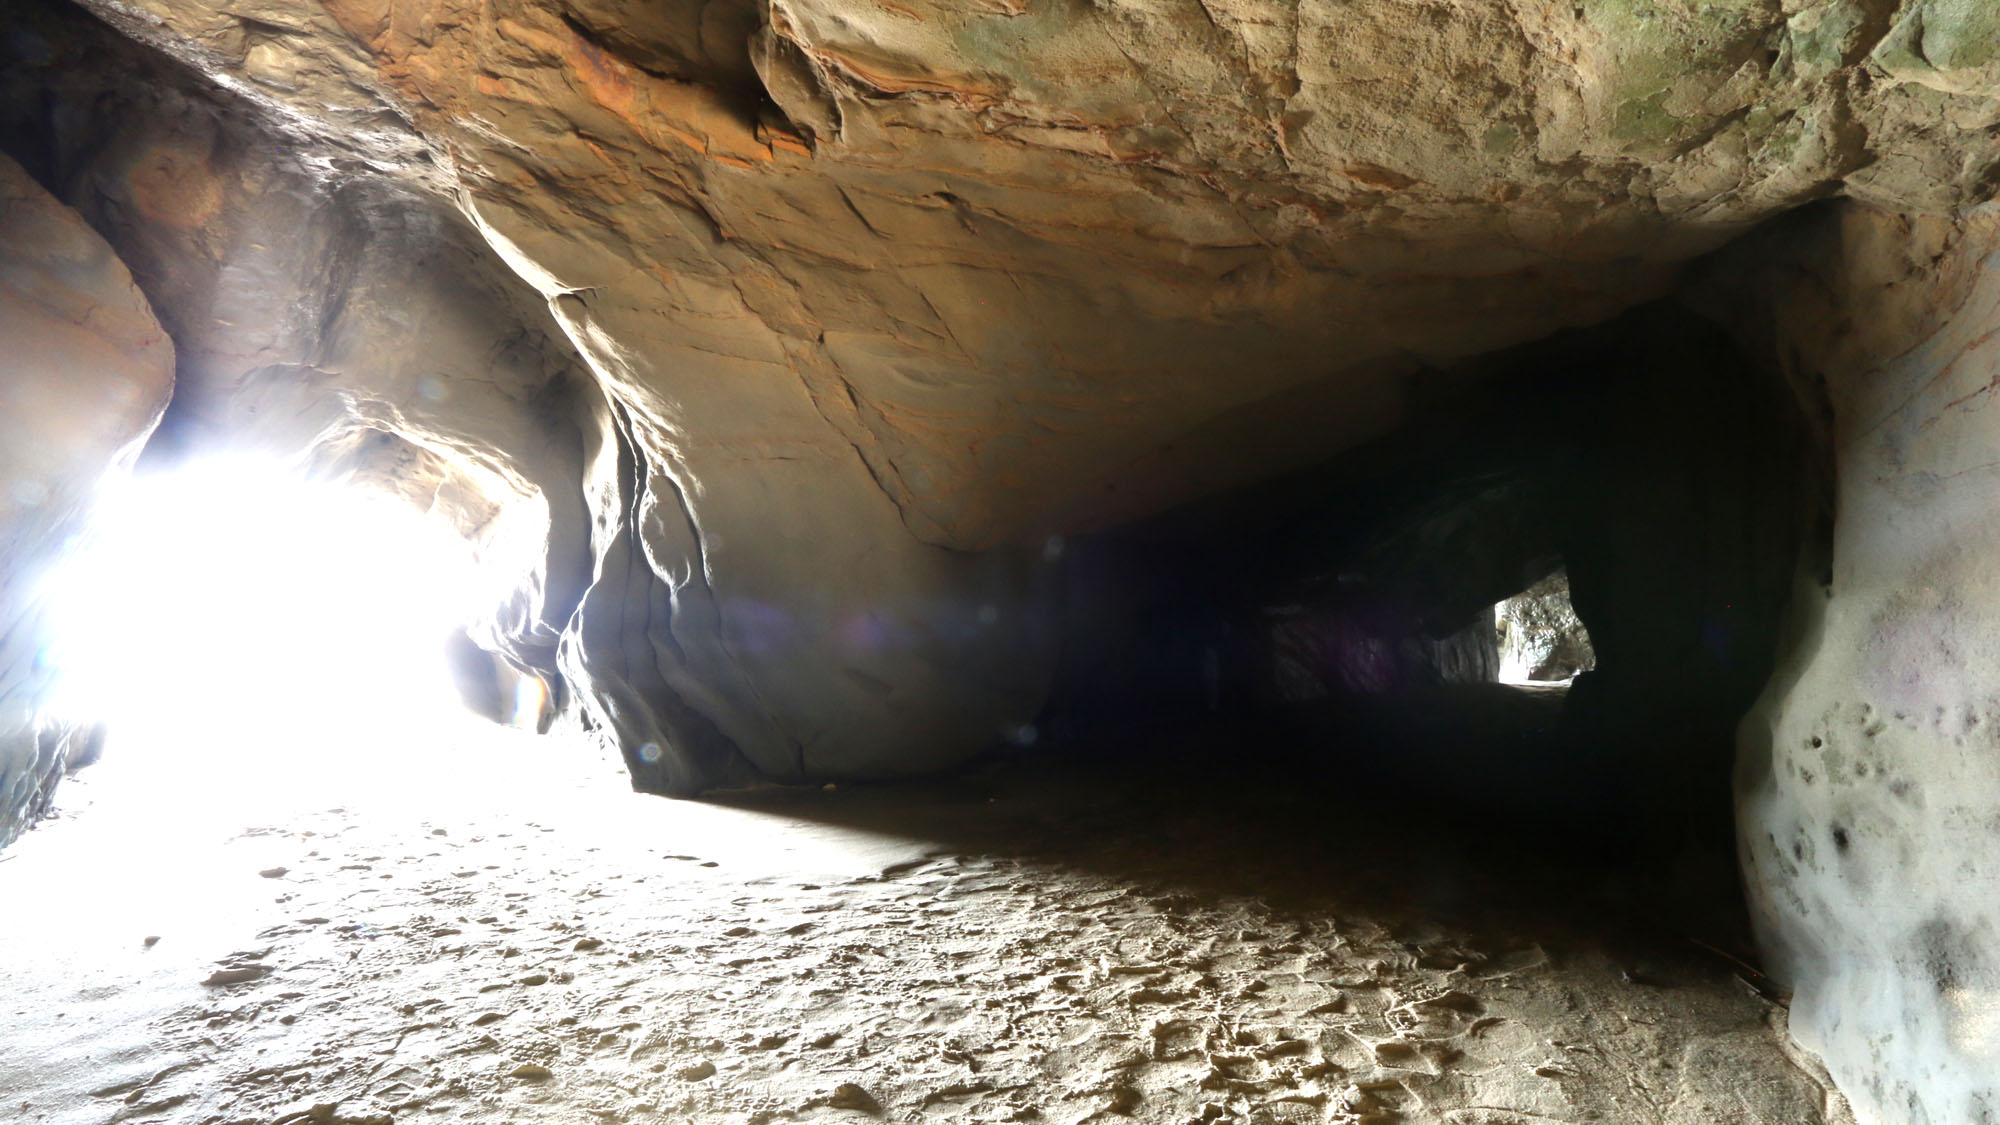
[
  {"left": 1579, "top": 0, "right": 1783, "bottom": 152},
  {"left": 1873, "top": 0, "right": 2000, "bottom": 94}
]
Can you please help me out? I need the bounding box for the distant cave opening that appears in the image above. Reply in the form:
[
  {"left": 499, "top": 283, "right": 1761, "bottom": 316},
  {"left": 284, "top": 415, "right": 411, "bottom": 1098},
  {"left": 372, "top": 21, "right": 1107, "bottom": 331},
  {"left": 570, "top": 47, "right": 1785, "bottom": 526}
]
[
  {"left": 1041, "top": 303, "right": 1809, "bottom": 898},
  {"left": 1494, "top": 568, "right": 1594, "bottom": 686}
]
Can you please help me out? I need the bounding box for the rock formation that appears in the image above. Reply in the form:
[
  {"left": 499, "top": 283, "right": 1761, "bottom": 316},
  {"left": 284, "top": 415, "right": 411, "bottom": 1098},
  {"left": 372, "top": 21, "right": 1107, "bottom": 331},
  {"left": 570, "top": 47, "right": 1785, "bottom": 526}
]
[
  {"left": 1712, "top": 204, "right": 2000, "bottom": 1125},
  {"left": 7, "top": 0, "right": 1994, "bottom": 800},
  {"left": 4, "top": 0, "right": 2000, "bottom": 1117},
  {"left": 0, "top": 152, "right": 174, "bottom": 847},
  {"left": 1497, "top": 570, "right": 1592, "bottom": 683}
]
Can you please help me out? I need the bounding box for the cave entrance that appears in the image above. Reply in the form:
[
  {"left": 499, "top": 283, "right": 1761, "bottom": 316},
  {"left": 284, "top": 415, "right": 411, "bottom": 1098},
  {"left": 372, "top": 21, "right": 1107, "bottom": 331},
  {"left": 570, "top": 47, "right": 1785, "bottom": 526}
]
[{"left": 42, "top": 456, "right": 493, "bottom": 813}]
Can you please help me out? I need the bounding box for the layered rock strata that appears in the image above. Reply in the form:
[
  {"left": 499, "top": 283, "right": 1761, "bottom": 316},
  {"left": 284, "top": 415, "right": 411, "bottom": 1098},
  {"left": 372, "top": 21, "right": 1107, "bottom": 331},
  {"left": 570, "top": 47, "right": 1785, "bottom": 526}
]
[{"left": 4, "top": 3, "right": 2000, "bottom": 1114}]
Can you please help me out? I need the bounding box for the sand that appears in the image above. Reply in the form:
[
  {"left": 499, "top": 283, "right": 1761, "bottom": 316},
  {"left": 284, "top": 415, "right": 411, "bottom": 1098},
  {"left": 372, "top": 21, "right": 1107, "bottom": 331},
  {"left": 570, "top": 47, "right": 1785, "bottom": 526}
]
[{"left": 0, "top": 717, "right": 1852, "bottom": 1124}]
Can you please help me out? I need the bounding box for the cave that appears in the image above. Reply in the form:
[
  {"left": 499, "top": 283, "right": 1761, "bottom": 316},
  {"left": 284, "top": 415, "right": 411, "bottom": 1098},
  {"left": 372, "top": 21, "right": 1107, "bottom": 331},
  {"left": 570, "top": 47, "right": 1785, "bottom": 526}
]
[{"left": 3, "top": 0, "right": 1998, "bottom": 1121}]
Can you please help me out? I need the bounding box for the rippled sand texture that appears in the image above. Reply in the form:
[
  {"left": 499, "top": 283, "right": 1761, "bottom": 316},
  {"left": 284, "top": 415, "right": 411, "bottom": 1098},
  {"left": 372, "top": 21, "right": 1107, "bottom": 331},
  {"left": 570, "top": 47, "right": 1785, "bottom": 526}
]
[{"left": 1, "top": 724, "right": 1850, "bottom": 1124}]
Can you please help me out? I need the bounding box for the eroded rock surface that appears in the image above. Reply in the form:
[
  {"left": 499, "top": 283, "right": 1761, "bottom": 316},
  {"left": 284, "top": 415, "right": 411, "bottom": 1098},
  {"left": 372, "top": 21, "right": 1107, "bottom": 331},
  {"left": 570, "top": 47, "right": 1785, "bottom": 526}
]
[
  {"left": 68, "top": 0, "right": 2000, "bottom": 540},
  {"left": 0, "top": 152, "right": 173, "bottom": 847},
  {"left": 4, "top": 0, "right": 1992, "bottom": 795},
  {"left": 1720, "top": 205, "right": 2000, "bottom": 1122}
]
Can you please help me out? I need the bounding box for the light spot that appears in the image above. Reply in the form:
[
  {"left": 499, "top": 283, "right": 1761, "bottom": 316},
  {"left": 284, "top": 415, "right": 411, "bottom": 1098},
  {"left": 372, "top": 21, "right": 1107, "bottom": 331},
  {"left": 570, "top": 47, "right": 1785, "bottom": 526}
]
[{"left": 1947, "top": 987, "right": 2000, "bottom": 1060}]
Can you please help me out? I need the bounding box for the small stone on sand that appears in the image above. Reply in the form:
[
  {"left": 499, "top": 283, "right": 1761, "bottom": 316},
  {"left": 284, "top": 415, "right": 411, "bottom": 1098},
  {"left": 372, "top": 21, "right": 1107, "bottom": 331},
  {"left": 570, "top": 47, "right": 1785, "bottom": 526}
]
[{"left": 828, "top": 1083, "right": 881, "bottom": 1113}]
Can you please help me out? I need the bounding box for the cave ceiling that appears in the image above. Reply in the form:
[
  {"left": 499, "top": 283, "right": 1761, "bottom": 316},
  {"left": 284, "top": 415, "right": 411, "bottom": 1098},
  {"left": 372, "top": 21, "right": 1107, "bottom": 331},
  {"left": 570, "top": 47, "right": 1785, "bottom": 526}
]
[{"left": 38, "top": 0, "right": 2000, "bottom": 543}]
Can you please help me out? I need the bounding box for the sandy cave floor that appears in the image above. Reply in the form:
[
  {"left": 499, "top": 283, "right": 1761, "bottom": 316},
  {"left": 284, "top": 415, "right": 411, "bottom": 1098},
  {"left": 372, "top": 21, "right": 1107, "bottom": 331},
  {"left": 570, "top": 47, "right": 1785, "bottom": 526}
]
[{"left": 0, "top": 715, "right": 1854, "bottom": 1125}]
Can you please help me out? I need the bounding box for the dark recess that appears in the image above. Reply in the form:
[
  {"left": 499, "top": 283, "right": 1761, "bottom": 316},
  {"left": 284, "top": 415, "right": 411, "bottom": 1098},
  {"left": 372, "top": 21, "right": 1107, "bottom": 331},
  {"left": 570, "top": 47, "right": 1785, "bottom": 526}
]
[{"left": 1040, "top": 304, "right": 1812, "bottom": 863}]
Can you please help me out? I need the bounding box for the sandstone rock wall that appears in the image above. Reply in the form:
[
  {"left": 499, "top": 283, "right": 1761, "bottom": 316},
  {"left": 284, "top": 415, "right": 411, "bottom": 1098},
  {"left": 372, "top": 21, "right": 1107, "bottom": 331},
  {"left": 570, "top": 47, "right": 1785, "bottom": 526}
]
[
  {"left": 2, "top": 2, "right": 1059, "bottom": 791},
  {"left": 9, "top": 0, "right": 1997, "bottom": 799},
  {"left": 66, "top": 0, "right": 2000, "bottom": 547},
  {"left": 0, "top": 152, "right": 174, "bottom": 847},
  {"left": 1711, "top": 203, "right": 2000, "bottom": 1123}
]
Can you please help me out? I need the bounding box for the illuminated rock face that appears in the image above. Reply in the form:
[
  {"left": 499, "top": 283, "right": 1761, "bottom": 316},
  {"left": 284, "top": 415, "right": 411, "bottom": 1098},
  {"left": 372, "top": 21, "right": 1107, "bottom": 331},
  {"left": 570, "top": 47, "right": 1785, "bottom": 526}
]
[
  {"left": 1719, "top": 206, "right": 2000, "bottom": 1123},
  {"left": 1496, "top": 571, "right": 1592, "bottom": 683},
  {"left": 0, "top": 152, "right": 174, "bottom": 847},
  {"left": 58, "top": 0, "right": 2000, "bottom": 544}
]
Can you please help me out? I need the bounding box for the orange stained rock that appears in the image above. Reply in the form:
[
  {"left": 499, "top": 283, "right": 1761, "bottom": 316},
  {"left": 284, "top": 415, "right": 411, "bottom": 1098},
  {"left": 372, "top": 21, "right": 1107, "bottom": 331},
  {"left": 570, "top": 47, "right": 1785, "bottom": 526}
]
[
  {"left": 759, "top": 124, "right": 814, "bottom": 158},
  {"left": 318, "top": 0, "right": 390, "bottom": 48},
  {"left": 346, "top": 14, "right": 779, "bottom": 174}
]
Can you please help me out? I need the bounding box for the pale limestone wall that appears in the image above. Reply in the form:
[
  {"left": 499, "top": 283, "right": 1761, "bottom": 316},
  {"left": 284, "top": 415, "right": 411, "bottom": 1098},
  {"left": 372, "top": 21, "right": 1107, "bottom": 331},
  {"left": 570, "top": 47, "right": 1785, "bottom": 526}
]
[{"left": 1724, "top": 205, "right": 2000, "bottom": 1123}]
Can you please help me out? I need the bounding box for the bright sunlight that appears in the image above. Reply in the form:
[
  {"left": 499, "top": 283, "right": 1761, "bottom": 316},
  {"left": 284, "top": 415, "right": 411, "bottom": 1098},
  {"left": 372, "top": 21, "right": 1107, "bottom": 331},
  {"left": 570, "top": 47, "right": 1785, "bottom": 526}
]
[{"left": 41, "top": 457, "right": 486, "bottom": 801}]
